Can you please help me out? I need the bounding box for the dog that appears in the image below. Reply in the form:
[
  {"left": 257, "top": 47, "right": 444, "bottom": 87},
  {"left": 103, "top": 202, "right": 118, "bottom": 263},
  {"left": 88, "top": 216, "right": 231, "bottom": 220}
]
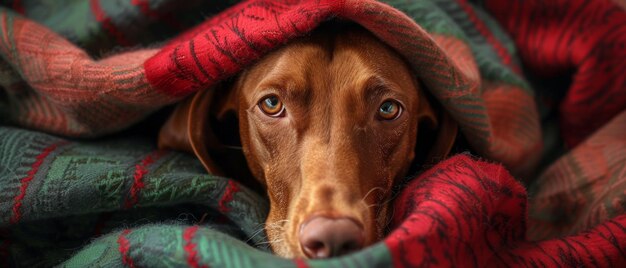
[{"left": 158, "top": 23, "right": 457, "bottom": 258}]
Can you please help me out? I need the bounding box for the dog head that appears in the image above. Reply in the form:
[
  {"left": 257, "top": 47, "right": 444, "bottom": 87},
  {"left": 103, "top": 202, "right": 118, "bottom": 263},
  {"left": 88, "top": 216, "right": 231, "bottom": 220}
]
[{"left": 159, "top": 24, "right": 457, "bottom": 258}]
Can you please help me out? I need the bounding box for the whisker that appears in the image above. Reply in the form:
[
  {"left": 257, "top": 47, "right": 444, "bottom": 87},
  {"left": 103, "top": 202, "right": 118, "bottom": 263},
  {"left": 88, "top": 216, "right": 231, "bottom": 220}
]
[
  {"left": 361, "top": 187, "right": 385, "bottom": 203},
  {"left": 367, "top": 202, "right": 380, "bottom": 209},
  {"left": 255, "top": 238, "right": 284, "bottom": 246},
  {"left": 384, "top": 205, "right": 396, "bottom": 229},
  {"left": 246, "top": 219, "right": 291, "bottom": 243},
  {"left": 245, "top": 228, "right": 268, "bottom": 243}
]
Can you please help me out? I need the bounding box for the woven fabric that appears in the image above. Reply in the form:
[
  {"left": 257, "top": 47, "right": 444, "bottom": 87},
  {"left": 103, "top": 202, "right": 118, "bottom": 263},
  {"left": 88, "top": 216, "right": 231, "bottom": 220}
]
[
  {"left": 0, "top": 0, "right": 543, "bottom": 171},
  {"left": 0, "top": 0, "right": 625, "bottom": 267},
  {"left": 2, "top": 129, "right": 625, "bottom": 267},
  {"left": 481, "top": 0, "right": 626, "bottom": 148},
  {"left": 528, "top": 110, "right": 626, "bottom": 240}
]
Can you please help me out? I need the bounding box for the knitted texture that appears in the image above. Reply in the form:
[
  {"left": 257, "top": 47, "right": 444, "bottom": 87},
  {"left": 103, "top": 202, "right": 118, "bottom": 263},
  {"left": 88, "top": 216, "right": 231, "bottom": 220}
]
[
  {"left": 0, "top": 127, "right": 269, "bottom": 267},
  {"left": 528, "top": 110, "right": 626, "bottom": 240},
  {"left": 1, "top": 128, "right": 625, "bottom": 267},
  {"left": 481, "top": 0, "right": 626, "bottom": 148},
  {"left": 0, "top": 0, "right": 544, "bottom": 172},
  {"left": 0, "top": 0, "right": 625, "bottom": 267}
]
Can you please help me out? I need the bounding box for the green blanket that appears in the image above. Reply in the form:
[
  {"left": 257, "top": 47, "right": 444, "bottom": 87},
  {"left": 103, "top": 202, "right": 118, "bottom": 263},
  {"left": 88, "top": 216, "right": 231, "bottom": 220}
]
[
  {"left": 1, "top": 0, "right": 626, "bottom": 267},
  {"left": 1, "top": 126, "right": 273, "bottom": 266}
]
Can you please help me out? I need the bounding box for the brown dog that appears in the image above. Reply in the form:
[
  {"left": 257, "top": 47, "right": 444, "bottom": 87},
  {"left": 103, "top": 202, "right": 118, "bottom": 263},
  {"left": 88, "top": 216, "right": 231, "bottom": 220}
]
[{"left": 159, "top": 24, "right": 457, "bottom": 258}]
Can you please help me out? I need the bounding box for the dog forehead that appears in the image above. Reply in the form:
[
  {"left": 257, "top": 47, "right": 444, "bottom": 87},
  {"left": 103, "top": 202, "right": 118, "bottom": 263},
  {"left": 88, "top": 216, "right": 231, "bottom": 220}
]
[{"left": 238, "top": 26, "right": 418, "bottom": 106}]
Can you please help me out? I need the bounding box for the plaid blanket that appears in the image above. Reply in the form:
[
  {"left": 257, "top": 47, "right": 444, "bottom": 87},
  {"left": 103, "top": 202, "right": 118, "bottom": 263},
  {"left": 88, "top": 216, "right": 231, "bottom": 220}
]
[{"left": 1, "top": 0, "right": 625, "bottom": 267}]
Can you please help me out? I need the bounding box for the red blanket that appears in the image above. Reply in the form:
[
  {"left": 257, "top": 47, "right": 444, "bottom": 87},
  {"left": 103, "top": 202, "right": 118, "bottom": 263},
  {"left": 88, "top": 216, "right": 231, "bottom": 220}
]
[
  {"left": 388, "top": 153, "right": 626, "bottom": 267},
  {"left": 0, "top": 0, "right": 625, "bottom": 266}
]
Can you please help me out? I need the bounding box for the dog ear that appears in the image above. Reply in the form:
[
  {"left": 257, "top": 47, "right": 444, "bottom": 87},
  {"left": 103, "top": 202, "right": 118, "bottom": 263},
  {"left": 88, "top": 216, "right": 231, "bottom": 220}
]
[
  {"left": 159, "top": 79, "right": 262, "bottom": 191},
  {"left": 158, "top": 88, "right": 227, "bottom": 176},
  {"left": 415, "top": 88, "right": 458, "bottom": 165}
]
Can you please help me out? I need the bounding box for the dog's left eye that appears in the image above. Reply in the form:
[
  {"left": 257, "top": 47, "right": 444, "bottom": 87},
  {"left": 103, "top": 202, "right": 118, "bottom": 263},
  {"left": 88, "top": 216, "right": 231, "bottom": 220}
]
[
  {"left": 259, "top": 95, "right": 285, "bottom": 117},
  {"left": 377, "top": 100, "right": 402, "bottom": 120}
]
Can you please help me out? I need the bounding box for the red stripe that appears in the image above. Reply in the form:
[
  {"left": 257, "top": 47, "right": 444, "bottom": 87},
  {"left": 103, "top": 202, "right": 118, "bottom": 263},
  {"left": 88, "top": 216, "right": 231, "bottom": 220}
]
[
  {"left": 11, "top": 142, "right": 64, "bottom": 224},
  {"left": 124, "top": 150, "right": 165, "bottom": 209},
  {"left": 456, "top": 0, "right": 520, "bottom": 74},
  {"left": 90, "top": 0, "right": 130, "bottom": 46},
  {"left": 117, "top": 229, "right": 135, "bottom": 268},
  {"left": 218, "top": 180, "right": 240, "bottom": 213},
  {"left": 184, "top": 226, "right": 208, "bottom": 268},
  {"left": 293, "top": 258, "right": 309, "bottom": 268}
]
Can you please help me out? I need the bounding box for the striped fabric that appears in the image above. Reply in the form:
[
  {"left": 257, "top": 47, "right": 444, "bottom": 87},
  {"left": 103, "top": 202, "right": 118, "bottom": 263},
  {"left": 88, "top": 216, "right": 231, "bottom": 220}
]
[
  {"left": 1, "top": 128, "right": 625, "bottom": 267},
  {"left": 481, "top": 0, "right": 626, "bottom": 147},
  {"left": 0, "top": 0, "right": 625, "bottom": 267}
]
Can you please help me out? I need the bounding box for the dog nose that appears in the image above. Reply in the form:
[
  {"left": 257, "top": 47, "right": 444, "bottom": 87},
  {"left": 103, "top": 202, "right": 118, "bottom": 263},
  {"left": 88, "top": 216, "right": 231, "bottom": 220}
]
[{"left": 299, "top": 216, "right": 365, "bottom": 258}]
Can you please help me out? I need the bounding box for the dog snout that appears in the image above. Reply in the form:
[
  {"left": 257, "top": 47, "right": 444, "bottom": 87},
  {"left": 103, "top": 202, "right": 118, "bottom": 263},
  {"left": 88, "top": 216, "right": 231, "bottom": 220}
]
[{"left": 299, "top": 216, "right": 365, "bottom": 258}]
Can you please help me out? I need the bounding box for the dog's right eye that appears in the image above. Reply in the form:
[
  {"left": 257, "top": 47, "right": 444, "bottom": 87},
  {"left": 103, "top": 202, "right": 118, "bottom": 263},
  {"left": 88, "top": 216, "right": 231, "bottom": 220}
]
[
  {"left": 259, "top": 95, "right": 285, "bottom": 117},
  {"left": 377, "top": 100, "right": 402, "bottom": 120}
]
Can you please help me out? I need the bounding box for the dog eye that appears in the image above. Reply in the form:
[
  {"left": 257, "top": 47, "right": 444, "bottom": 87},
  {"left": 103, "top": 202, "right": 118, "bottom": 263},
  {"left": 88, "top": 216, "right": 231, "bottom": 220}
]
[
  {"left": 259, "top": 95, "right": 285, "bottom": 117},
  {"left": 377, "top": 100, "right": 402, "bottom": 120}
]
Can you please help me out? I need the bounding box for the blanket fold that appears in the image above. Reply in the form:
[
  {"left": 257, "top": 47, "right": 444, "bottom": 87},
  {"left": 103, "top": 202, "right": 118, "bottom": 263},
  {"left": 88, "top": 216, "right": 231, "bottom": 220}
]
[{"left": 1, "top": 0, "right": 625, "bottom": 267}]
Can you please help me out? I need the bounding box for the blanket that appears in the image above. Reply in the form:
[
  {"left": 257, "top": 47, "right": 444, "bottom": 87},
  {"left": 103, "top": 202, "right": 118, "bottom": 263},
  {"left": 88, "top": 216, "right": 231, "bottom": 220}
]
[{"left": 0, "top": 0, "right": 625, "bottom": 267}]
